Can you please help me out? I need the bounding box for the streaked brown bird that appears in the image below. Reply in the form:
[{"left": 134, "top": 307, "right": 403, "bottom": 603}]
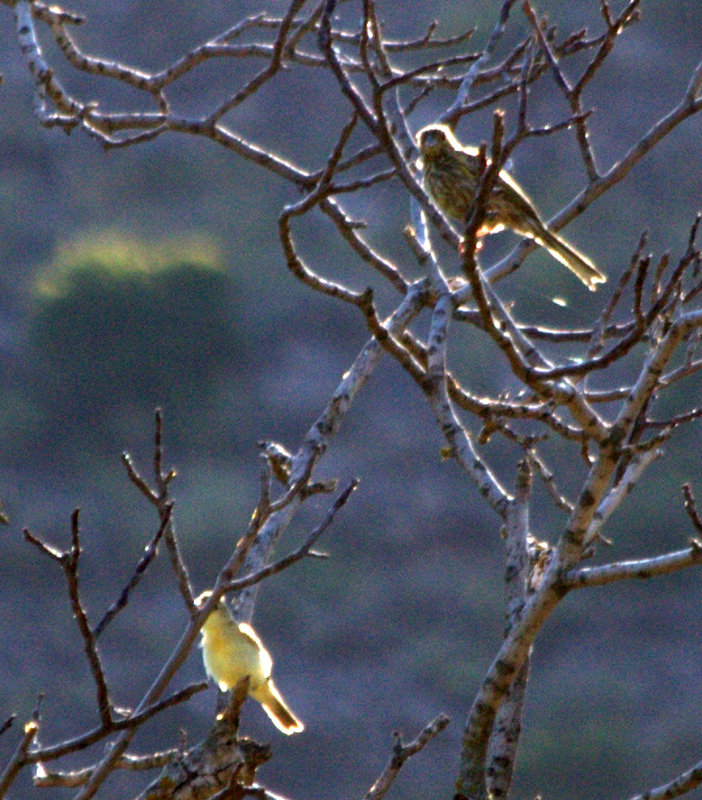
[{"left": 417, "top": 124, "right": 606, "bottom": 291}]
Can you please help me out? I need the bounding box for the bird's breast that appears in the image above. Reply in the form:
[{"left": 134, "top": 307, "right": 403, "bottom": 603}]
[{"left": 201, "top": 625, "right": 265, "bottom": 691}]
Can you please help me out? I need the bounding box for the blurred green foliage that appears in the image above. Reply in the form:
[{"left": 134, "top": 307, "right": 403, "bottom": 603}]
[{"left": 13, "top": 232, "right": 246, "bottom": 458}]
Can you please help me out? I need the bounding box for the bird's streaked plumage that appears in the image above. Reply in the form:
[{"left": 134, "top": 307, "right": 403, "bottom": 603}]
[{"left": 417, "top": 124, "right": 606, "bottom": 291}]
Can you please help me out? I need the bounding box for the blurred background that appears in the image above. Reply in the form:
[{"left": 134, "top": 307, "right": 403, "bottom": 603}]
[{"left": 0, "top": 1, "right": 701, "bottom": 798}]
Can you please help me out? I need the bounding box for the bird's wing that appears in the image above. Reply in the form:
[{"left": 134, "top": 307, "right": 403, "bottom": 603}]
[
  {"left": 495, "top": 165, "right": 533, "bottom": 206},
  {"left": 457, "top": 145, "right": 532, "bottom": 206},
  {"left": 238, "top": 622, "right": 273, "bottom": 677}
]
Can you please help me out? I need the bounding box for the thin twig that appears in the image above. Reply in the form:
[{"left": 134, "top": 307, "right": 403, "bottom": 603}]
[
  {"left": 682, "top": 484, "right": 702, "bottom": 535},
  {"left": 223, "top": 479, "right": 359, "bottom": 594},
  {"left": 151, "top": 410, "right": 193, "bottom": 608},
  {"left": 364, "top": 714, "right": 450, "bottom": 800},
  {"left": 0, "top": 715, "right": 16, "bottom": 737},
  {"left": 26, "top": 682, "right": 207, "bottom": 763},
  {"left": 626, "top": 755, "right": 702, "bottom": 800},
  {"left": 24, "top": 511, "right": 113, "bottom": 727},
  {"left": 0, "top": 719, "right": 38, "bottom": 796},
  {"left": 92, "top": 502, "right": 174, "bottom": 638}
]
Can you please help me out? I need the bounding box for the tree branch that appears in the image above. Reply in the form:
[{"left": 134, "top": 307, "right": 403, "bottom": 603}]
[{"left": 364, "top": 714, "right": 450, "bottom": 800}]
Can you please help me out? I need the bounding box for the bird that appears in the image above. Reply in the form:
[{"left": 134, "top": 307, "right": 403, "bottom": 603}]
[
  {"left": 416, "top": 124, "right": 606, "bottom": 291},
  {"left": 195, "top": 590, "right": 304, "bottom": 735}
]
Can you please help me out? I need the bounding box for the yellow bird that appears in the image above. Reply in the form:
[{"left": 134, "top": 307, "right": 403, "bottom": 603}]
[{"left": 195, "top": 590, "right": 304, "bottom": 735}]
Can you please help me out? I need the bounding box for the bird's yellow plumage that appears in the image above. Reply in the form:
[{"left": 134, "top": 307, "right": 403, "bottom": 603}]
[{"left": 195, "top": 591, "right": 304, "bottom": 735}]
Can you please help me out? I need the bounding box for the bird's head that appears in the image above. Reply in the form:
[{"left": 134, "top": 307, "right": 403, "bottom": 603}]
[
  {"left": 417, "top": 124, "right": 457, "bottom": 158},
  {"left": 195, "top": 590, "right": 229, "bottom": 614},
  {"left": 195, "top": 590, "right": 233, "bottom": 633}
]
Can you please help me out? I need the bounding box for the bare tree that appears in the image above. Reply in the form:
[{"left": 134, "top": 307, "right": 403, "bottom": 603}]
[{"left": 1, "top": 0, "right": 702, "bottom": 798}]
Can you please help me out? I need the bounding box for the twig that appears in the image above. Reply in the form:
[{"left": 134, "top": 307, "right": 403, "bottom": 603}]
[
  {"left": 320, "top": 197, "right": 410, "bottom": 294},
  {"left": 364, "top": 714, "right": 450, "bottom": 800},
  {"left": 444, "top": 0, "right": 520, "bottom": 119},
  {"left": 589, "top": 230, "right": 649, "bottom": 357},
  {"left": 14, "top": 0, "right": 83, "bottom": 120},
  {"left": 626, "top": 755, "right": 702, "bottom": 800},
  {"left": 223, "top": 479, "right": 359, "bottom": 594},
  {"left": 122, "top": 452, "right": 159, "bottom": 505},
  {"left": 682, "top": 483, "right": 702, "bottom": 535},
  {"left": 206, "top": 0, "right": 307, "bottom": 125},
  {"left": 564, "top": 545, "right": 702, "bottom": 589},
  {"left": 0, "top": 718, "right": 38, "bottom": 797},
  {"left": 0, "top": 715, "right": 16, "bottom": 737},
  {"left": 152, "top": 410, "right": 193, "bottom": 608},
  {"left": 523, "top": 0, "right": 599, "bottom": 179},
  {"left": 33, "top": 749, "right": 179, "bottom": 787},
  {"left": 319, "top": 0, "right": 378, "bottom": 133},
  {"left": 24, "top": 511, "right": 113, "bottom": 727},
  {"left": 27, "top": 682, "right": 207, "bottom": 764},
  {"left": 92, "top": 502, "right": 174, "bottom": 638},
  {"left": 527, "top": 449, "right": 574, "bottom": 514},
  {"left": 588, "top": 446, "right": 666, "bottom": 542}
]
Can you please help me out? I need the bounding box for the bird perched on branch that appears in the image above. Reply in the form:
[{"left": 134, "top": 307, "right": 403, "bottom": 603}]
[
  {"left": 417, "top": 124, "right": 606, "bottom": 291},
  {"left": 195, "top": 591, "right": 304, "bottom": 735}
]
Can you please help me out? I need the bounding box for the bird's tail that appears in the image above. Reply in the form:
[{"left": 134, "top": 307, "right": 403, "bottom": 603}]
[
  {"left": 533, "top": 226, "right": 606, "bottom": 291},
  {"left": 252, "top": 679, "right": 305, "bottom": 735}
]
